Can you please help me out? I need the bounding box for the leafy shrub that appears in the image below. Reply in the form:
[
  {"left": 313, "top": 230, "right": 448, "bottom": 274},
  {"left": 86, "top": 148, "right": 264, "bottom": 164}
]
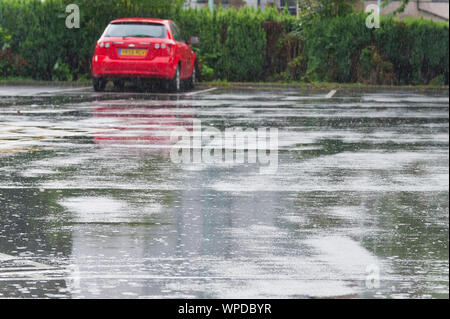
[
  {"left": 52, "top": 60, "right": 73, "bottom": 81},
  {"left": 0, "top": 26, "right": 27, "bottom": 77},
  {"left": 292, "top": 12, "right": 448, "bottom": 85},
  {"left": 216, "top": 7, "right": 266, "bottom": 81},
  {"left": 0, "top": 26, "right": 11, "bottom": 50},
  {"left": 261, "top": 21, "right": 286, "bottom": 78},
  {"left": 301, "top": 13, "right": 372, "bottom": 82},
  {"left": 357, "top": 45, "right": 396, "bottom": 85},
  {"left": 286, "top": 55, "right": 307, "bottom": 81},
  {"left": 375, "top": 17, "right": 449, "bottom": 85}
]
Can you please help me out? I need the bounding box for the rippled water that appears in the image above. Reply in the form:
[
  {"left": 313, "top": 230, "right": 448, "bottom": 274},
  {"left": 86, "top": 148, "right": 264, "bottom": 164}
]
[{"left": 0, "top": 87, "right": 448, "bottom": 298}]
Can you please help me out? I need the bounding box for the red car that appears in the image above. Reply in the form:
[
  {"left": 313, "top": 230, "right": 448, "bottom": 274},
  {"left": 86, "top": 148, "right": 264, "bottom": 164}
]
[{"left": 91, "top": 18, "right": 198, "bottom": 92}]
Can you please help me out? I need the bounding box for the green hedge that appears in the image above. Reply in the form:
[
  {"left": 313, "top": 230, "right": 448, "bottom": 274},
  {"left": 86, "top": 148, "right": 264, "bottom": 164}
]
[
  {"left": 0, "top": 0, "right": 448, "bottom": 85},
  {"left": 302, "top": 13, "right": 372, "bottom": 83},
  {"left": 375, "top": 17, "right": 449, "bottom": 85},
  {"left": 174, "top": 6, "right": 294, "bottom": 81},
  {"left": 300, "top": 13, "right": 449, "bottom": 84}
]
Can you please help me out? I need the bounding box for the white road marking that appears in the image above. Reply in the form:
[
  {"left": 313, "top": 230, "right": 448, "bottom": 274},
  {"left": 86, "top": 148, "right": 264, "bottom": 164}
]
[
  {"left": 0, "top": 252, "right": 54, "bottom": 269},
  {"left": 0, "top": 267, "right": 56, "bottom": 272},
  {"left": 0, "top": 252, "right": 14, "bottom": 261},
  {"left": 38, "top": 86, "right": 91, "bottom": 94},
  {"left": 184, "top": 87, "right": 217, "bottom": 96},
  {"left": 326, "top": 89, "right": 337, "bottom": 99}
]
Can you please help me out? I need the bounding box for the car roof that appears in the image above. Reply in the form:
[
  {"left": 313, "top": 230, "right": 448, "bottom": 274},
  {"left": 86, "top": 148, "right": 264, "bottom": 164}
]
[{"left": 110, "top": 18, "right": 171, "bottom": 24}]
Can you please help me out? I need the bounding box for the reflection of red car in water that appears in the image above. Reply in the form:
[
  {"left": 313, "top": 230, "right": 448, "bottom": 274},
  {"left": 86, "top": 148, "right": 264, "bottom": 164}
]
[
  {"left": 92, "top": 101, "right": 193, "bottom": 156},
  {"left": 91, "top": 18, "right": 199, "bottom": 92}
]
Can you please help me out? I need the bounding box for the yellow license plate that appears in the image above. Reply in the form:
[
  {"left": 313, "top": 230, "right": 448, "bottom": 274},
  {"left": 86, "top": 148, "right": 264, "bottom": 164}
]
[{"left": 119, "top": 49, "right": 147, "bottom": 56}]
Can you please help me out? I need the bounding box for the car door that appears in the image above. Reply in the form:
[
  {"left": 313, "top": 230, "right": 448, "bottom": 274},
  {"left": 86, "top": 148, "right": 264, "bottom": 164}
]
[{"left": 170, "top": 22, "right": 190, "bottom": 78}]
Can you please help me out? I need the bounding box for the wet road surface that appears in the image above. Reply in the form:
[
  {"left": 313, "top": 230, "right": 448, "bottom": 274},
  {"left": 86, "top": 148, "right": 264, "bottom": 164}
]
[{"left": 0, "top": 85, "right": 448, "bottom": 298}]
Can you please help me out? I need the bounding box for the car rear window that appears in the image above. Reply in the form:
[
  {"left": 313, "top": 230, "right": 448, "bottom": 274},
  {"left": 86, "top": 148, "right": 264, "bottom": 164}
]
[{"left": 104, "top": 22, "right": 166, "bottom": 38}]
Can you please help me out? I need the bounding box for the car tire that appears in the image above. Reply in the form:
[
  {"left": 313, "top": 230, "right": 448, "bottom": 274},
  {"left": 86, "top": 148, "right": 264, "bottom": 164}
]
[
  {"left": 93, "top": 77, "right": 106, "bottom": 92},
  {"left": 187, "top": 63, "right": 197, "bottom": 90},
  {"left": 168, "top": 65, "right": 181, "bottom": 93}
]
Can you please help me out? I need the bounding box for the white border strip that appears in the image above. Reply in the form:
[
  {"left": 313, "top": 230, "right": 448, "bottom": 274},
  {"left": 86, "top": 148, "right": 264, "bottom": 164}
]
[
  {"left": 184, "top": 87, "right": 217, "bottom": 96},
  {"left": 325, "top": 89, "right": 337, "bottom": 99},
  {"left": 0, "top": 252, "right": 54, "bottom": 269},
  {"left": 39, "top": 87, "right": 90, "bottom": 94}
]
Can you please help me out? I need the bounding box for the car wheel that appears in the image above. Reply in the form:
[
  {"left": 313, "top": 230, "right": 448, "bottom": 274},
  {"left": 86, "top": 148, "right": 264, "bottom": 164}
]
[
  {"left": 187, "top": 63, "right": 197, "bottom": 90},
  {"left": 168, "top": 65, "right": 181, "bottom": 92},
  {"left": 93, "top": 77, "right": 106, "bottom": 92}
]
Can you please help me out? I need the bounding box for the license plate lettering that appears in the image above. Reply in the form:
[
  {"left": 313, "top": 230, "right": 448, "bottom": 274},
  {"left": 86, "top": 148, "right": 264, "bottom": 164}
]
[{"left": 119, "top": 49, "right": 147, "bottom": 56}]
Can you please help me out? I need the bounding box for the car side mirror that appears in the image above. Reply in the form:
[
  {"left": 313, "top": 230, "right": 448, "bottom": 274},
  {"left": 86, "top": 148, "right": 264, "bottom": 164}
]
[{"left": 188, "top": 36, "right": 199, "bottom": 46}]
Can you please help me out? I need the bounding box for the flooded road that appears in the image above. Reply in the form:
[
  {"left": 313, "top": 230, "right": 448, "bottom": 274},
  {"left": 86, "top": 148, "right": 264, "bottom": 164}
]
[{"left": 0, "top": 86, "right": 448, "bottom": 298}]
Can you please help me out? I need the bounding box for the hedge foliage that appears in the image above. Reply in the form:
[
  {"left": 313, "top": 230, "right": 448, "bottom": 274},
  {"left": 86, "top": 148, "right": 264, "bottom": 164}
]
[
  {"left": 0, "top": 0, "right": 448, "bottom": 85},
  {"left": 374, "top": 17, "right": 449, "bottom": 85},
  {"left": 300, "top": 13, "right": 449, "bottom": 84}
]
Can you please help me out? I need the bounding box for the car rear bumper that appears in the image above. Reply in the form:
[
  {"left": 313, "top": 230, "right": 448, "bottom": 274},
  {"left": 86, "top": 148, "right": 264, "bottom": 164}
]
[{"left": 92, "top": 55, "right": 176, "bottom": 79}]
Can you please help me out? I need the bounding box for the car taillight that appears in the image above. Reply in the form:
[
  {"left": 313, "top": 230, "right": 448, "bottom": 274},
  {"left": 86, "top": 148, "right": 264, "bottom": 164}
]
[
  {"left": 95, "top": 41, "right": 110, "bottom": 55},
  {"left": 97, "top": 41, "right": 111, "bottom": 48},
  {"left": 154, "top": 43, "right": 173, "bottom": 56}
]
